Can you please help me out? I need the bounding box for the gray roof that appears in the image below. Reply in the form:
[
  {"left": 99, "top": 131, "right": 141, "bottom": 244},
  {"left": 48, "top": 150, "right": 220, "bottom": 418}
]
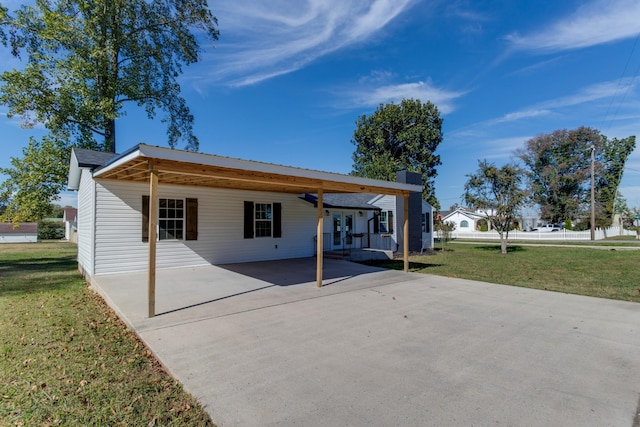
[
  {"left": 0, "top": 222, "right": 38, "bottom": 234},
  {"left": 302, "top": 193, "right": 380, "bottom": 210},
  {"left": 73, "top": 148, "right": 118, "bottom": 168}
]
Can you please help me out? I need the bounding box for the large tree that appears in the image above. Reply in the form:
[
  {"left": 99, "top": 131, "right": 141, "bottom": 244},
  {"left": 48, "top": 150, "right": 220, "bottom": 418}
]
[
  {"left": 464, "top": 160, "right": 527, "bottom": 254},
  {"left": 351, "top": 99, "right": 443, "bottom": 209},
  {"left": 516, "top": 127, "right": 635, "bottom": 224},
  {"left": 1, "top": 0, "right": 218, "bottom": 153},
  {"left": 0, "top": 0, "right": 218, "bottom": 221},
  {"left": 596, "top": 135, "right": 636, "bottom": 221}
]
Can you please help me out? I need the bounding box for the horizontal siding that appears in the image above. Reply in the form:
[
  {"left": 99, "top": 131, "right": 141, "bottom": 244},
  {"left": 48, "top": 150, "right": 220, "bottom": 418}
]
[
  {"left": 371, "top": 195, "right": 399, "bottom": 243},
  {"left": 77, "top": 169, "right": 94, "bottom": 275},
  {"left": 93, "top": 181, "right": 318, "bottom": 275}
]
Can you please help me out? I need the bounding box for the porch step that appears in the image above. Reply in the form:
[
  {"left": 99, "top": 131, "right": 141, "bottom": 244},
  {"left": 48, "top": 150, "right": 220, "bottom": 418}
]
[{"left": 324, "top": 250, "right": 351, "bottom": 260}]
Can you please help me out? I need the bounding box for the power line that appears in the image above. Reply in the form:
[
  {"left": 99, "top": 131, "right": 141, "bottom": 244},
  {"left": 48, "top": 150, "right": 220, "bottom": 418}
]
[{"left": 601, "top": 32, "right": 640, "bottom": 133}]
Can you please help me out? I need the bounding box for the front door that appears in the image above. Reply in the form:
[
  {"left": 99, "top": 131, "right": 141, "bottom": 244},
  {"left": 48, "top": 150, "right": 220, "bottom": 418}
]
[{"left": 332, "top": 213, "right": 354, "bottom": 250}]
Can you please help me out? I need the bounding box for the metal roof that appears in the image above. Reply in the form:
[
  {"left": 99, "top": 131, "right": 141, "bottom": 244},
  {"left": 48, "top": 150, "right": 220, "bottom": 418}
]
[{"left": 85, "top": 144, "right": 422, "bottom": 196}]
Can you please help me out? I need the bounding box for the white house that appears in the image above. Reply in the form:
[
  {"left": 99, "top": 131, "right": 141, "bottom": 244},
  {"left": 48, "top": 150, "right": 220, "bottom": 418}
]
[
  {"left": 0, "top": 222, "right": 38, "bottom": 243},
  {"left": 302, "top": 188, "right": 434, "bottom": 254},
  {"left": 67, "top": 144, "right": 423, "bottom": 303},
  {"left": 441, "top": 207, "right": 488, "bottom": 231}
]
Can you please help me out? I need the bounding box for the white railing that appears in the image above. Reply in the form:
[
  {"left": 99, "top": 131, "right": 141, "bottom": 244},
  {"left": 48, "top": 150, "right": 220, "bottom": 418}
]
[{"left": 445, "top": 226, "right": 636, "bottom": 241}]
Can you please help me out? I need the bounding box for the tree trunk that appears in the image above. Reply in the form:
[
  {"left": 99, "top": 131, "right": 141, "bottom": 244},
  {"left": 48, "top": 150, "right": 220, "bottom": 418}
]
[
  {"left": 499, "top": 231, "right": 508, "bottom": 254},
  {"left": 105, "top": 117, "right": 116, "bottom": 153}
]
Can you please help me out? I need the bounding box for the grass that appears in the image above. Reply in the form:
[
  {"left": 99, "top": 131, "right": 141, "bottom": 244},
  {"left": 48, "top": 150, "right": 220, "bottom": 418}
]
[
  {"left": 363, "top": 242, "right": 640, "bottom": 303},
  {"left": 0, "top": 243, "right": 214, "bottom": 426},
  {"left": 453, "top": 238, "right": 640, "bottom": 247}
]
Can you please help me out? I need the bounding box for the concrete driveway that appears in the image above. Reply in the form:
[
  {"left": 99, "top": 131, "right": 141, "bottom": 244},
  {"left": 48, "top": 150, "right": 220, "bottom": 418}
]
[{"left": 92, "top": 258, "right": 640, "bottom": 426}]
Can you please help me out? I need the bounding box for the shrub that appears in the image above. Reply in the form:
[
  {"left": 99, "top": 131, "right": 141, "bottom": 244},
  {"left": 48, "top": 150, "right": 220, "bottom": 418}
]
[
  {"left": 38, "top": 221, "right": 64, "bottom": 240},
  {"left": 564, "top": 218, "right": 573, "bottom": 230}
]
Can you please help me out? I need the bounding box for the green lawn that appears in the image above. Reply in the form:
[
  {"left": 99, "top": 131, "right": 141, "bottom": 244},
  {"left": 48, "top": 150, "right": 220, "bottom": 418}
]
[
  {"left": 0, "top": 243, "right": 214, "bottom": 426},
  {"left": 364, "top": 242, "right": 640, "bottom": 303}
]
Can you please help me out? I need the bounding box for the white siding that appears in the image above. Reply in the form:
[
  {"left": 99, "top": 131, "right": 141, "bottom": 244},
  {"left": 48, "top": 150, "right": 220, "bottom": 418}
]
[
  {"left": 0, "top": 234, "right": 37, "bottom": 243},
  {"left": 370, "top": 195, "right": 399, "bottom": 250},
  {"left": 93, "top": 180, "right": 318, "bottom": 275},
  {"left": 77, "top": 168, "right": 95, "bottom": 276}
]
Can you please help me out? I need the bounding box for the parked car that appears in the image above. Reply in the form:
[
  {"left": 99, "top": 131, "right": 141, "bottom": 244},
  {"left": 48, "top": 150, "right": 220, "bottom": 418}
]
[{"left": 535, "top": 224, "right": 562, "bottom": 232}]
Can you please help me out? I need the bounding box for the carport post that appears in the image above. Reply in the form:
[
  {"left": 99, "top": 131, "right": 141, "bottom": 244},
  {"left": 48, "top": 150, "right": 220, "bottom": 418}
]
[
  {"left": 403, "top": 194, "right": 409, "bottom": 272},
  {"left": 148, "top": 167, "right": 158, "bottom": 317},
  {"left": 316, "top": 188, "right": 323, "bottom": 287}
]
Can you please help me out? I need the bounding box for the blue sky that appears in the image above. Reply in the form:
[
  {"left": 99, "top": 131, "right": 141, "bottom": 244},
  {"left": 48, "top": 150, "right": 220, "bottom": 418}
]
[{"left": 1, "top": 0, "right": 640, "bottom": 210}]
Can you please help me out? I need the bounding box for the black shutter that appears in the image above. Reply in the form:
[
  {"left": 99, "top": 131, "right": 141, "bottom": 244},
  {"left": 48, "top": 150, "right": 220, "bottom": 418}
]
[
  {"left": 186, "top": 198, "right": 198, "bottom": 240},
  {"left": 142, "top": 195, "right": 149, "bottom": 242},
  {"left": 425, "top": 213, "right": 431, "bottom": 233},
  {"left": 373, "top": 212, "right": 380, "bottom": 234},
  {"left": 244, "top": 201, "right": 254, "bottom": 239},
  {"left": 388, "top": 211, "right": 394, "bottom": 234},
  {"left": 273, "top": 202, "right": 282, "bottom": 238}
]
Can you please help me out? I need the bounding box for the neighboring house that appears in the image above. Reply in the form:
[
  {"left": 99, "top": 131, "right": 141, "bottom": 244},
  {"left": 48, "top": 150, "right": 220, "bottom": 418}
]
[
  {"left": 67, "top": 144, "right": 423, "bottom": 287},
  {"left": 441, "top": 207, "right": 488, "bottom": 231},
  {"left": 63, "top": 207, "right": 78, "bottom": 242},
  {"left": 0, "top": 222, "right": 38, "bottom": 243}
]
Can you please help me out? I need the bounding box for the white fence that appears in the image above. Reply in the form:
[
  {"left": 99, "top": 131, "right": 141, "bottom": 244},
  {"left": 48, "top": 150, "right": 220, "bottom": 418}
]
[{"left": 446, "top": 226, "right": 637, "bottom": 241}]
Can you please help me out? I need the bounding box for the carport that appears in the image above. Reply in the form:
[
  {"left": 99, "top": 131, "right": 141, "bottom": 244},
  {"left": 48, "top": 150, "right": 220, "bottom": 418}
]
[{"left": 92, "top": 144, "right": 422, "bottom": 317}]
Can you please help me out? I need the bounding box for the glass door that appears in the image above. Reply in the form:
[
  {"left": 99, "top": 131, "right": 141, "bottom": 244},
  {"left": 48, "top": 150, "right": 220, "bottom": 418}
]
[
  {"left": 332, "top": 213, "right": 354, "bottom": 249},
  {"left": 332, "top": 214, "right": 342, "bottom": 247},
  {"left": 344, "top": 214, "right": 353, "bottom": 246}
]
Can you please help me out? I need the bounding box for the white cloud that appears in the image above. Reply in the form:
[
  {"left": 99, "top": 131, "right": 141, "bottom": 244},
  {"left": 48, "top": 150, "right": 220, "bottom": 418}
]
[
  {"left": 338, "top": 79, "right": 466, "bottom": 114},
  {"left": 506, "top": 0, "right": 640, "bottom": 52},
  {"left": 195, "top": 0, "right": 414, "bottom": 86},
  {"left": 484, "top": 78, "right": 638, "bottom": 126},
  {"left": 489, "top": 109, "right": 552, "bottom": 125},
  {"left": 478, "top": 136, "right": 531, "bottom": 160}
]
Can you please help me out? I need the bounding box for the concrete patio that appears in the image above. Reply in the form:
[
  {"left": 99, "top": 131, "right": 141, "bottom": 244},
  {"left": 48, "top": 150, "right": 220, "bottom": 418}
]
[{"left": 91, "top": 257, "right": 640, "bottom": 426}]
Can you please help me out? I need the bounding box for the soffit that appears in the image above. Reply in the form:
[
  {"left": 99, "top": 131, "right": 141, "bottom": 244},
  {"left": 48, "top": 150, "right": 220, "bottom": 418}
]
[{"left": 95, "top": 157, "right": 416, "bottom": 196}]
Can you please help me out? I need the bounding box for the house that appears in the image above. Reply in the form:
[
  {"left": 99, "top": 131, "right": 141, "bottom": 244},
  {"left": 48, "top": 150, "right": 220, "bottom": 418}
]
[
  {"left": 63, "top": 207, "right": 78, "bottom": 242},
  {"left": 67, "top": 144, "right": 423, "bottom": 315},
  {"left": 441, "top": 207, "right": 488, "bottom": 231},
  {"left": 0, "top": 222, "right": 38, "bottom": 243},
  {"left": 302, "top": 178, "right": 434, "bottom": 254}
]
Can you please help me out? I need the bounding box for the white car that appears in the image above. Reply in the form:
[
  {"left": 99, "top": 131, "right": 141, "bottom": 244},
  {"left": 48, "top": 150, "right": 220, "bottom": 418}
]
[{"left": 534, "top": 224, "right": 562, "bottom": 232}]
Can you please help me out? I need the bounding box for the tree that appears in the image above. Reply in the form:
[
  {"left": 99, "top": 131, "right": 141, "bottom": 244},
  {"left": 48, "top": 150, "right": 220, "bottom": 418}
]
[
  {"left": 596, "top": 136, "right": 636, "bottom": 221},
  {"left": 0, "top": 135, "right": 69, "bottom": 221},
  {"left": 1, "top": 0, "right": 218, "bottom": 153},
  {"left": 351, "top": 99, "right": 443, "bottom": 209},
  {"left": 0, "top": 0, "right": 218, "bottom": 221},
  {"left": 464, "top": 160, "right": 527, "bottom": 254},
  {"left": 434, "top": 220, "right": 455, "bottom": 252},
  {"left": 517, "top": 127, "right": 635, "bottom": 224}
]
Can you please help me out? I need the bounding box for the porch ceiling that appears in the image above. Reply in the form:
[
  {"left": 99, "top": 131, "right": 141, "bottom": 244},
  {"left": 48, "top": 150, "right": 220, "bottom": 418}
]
[{"left": 96, "top": 156, "right": 415, "bottom": 197}]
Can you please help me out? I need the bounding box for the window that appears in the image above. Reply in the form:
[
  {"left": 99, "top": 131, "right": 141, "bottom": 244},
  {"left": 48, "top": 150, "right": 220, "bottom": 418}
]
[
  {"left": 159, "top": 198, "right": 184, "bottom": 240},
  {"left": 244, "top": 201, "right": 282, "bottom": 239},
  {"left": 422, "top": 213, "right": 431, "bottom": 233},
  {"left": 460, "top": 220, "right": 469, "bottom": 228},
  {"left": 142, "top": 196, "right": 198, "bottom": 242},
  {"left": 255, "top": 203, "right": 272, "bottom": 237},
  {"left": 379, "top": 211, "right": 388, "bottom": 233}
]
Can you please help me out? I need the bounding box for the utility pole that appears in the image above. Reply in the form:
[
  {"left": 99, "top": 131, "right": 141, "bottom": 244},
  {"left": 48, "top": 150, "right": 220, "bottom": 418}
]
[{"left": 590, "top": 145, "right": 595, "bottom": 241}]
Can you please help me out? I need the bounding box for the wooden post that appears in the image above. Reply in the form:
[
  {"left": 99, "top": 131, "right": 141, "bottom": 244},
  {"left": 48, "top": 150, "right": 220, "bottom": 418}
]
[
  {"left": 316, "top": 189, "right": 324, "bottom": 288},
  {"left": 148, "top": 168, "right": 158, "bottom": 317},
  {"left": 403, "top": 194, "right": 409, "bottom": 272}
]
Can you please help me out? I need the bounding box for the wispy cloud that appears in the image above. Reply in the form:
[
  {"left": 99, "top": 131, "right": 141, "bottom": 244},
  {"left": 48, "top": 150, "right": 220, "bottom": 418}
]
[
  {"left": 336, "top": 78, "right": 466, "bottom": 114},
  {"left": 199, "top": 0, "right": 415, "bottom": 87},
  {"left": 506, "top": 0, "right": 640, "bottom": 52},
  {"left": 486, "top": 78, "right": 638, "bottom": 126},
  {"left": 476, "top": 136, "right": 531, "bottom": 160},
  {"left": 488, "top": 109, "right": 552, "bottom": 125}
]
